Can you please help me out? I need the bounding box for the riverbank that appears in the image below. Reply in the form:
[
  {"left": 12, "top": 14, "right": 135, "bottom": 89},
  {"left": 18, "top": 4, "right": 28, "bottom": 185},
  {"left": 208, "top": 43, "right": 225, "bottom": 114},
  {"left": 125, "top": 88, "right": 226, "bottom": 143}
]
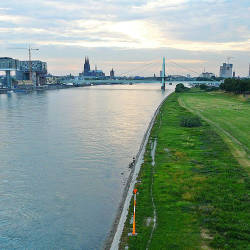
[
  {"left": 117, "top": 91, "right": 249, "bottom": 249},
  {"left": 104, "top": 89, "right": 174, "bottom": 249}
]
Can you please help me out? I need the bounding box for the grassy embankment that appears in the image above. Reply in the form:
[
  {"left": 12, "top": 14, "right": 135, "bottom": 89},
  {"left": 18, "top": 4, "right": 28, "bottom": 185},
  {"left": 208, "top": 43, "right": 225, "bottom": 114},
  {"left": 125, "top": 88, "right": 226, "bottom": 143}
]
[
  {"left": 179, "top": 90, "right": 250, "bottom": 171},
  {"left": 119, "top": 90, "right": 250, "bottom": 249}
]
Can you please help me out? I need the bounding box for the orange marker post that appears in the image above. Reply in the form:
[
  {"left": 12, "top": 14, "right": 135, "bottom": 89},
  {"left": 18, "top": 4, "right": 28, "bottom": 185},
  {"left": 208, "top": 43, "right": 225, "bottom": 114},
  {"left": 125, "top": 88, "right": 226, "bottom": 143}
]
[{"left": 132, "top": 188, "right": 138, "bottom": 235}]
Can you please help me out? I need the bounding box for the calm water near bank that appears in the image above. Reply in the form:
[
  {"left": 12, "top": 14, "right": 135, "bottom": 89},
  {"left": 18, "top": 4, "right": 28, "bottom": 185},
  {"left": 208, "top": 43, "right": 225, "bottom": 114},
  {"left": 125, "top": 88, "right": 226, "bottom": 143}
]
[{"left": 0, "top": 83, "right": 175, "bottom": 249}]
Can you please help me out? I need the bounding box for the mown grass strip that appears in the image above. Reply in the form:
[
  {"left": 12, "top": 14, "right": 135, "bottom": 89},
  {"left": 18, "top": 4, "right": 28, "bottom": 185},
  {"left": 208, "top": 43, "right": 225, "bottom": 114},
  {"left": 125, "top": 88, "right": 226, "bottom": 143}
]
[
  {"left": 120, "top": 92, "right": 250, "bottom": 249},
  {"left": 178, "top": 91, "right": 250, "bottom": 172}
]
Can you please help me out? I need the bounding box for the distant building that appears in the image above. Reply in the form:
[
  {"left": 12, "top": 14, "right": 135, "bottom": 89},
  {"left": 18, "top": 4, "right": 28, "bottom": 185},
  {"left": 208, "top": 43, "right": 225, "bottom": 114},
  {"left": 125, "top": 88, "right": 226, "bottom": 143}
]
[
  {"left": 81, "top": 57, "right": 105, "bottom": 78},
  {"left": 219, "top": 63, "right": 233, "bottom": 78},
  {"left": 0, "top": 57, "right": 20, "bottom": 70},
  {"left": 134, "top": 76, "right": 145, "bottom": 80},
  {"left": 110, "top": 68, "right": 115, "bottom": 79},
  {"left": 200, "top": 72, "right": 215, "bottom": 79},
  {"left": 169, "top": 75, "right": 187, "bottom": 81},
  {"left": 83, "top": 57, "right": 90, "bottom": 76},
  {"left": 16, "top": 60, "right": 47, "bottom": 86},
  {"left": 0, "top": 57, "right": 20, "bottom": 88},
  {"left": 0, "top": 57, "right": 47, "bottom": 87},
  {"left": 88, "top": 69, "right": 105, "bottom": 77},
  {"left": 0, "top": 75, "right": 4, "bottom": 86}
]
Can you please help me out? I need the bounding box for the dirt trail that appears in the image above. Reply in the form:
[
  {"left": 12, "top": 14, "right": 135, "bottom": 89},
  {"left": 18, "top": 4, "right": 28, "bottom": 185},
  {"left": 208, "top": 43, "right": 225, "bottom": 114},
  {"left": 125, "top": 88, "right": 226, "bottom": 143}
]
[{"left": 178, "top": 97, "right": 250, "bottom": 171}]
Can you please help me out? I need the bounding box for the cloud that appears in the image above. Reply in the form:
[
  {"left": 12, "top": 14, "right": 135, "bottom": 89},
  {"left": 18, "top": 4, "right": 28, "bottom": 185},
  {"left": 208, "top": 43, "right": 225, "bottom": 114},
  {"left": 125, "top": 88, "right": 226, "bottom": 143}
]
[
  {"left": 132, "top": 0, "right": 188, "bottom": 11},
  {"left": 168, "top": 59, "right": 207, "bottom": 64},
  {"left": 0, "top": 0, "right": 249, "bottom": 76},
  {"left": 0, "top": 7, "right": 11, "bottom": 11},
  {"left": 0, "top": 13, "right": 32, "bottom": 24}
]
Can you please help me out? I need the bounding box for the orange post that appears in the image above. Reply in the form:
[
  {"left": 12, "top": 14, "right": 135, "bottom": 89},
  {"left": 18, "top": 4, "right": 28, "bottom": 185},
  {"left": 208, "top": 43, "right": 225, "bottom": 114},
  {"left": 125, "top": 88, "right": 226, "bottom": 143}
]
[{"left": 132, "top": 189, "right": 138, "bottom": 235}]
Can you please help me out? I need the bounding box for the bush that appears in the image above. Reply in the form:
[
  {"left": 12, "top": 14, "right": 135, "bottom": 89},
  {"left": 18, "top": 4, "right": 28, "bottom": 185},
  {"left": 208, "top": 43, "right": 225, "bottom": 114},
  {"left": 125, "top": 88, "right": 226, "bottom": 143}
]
[
  {"left": 199, "top": 84, "right": 219, "bottom": 92},
  {"left": 175, "top": 83, "right": 189, "bottom": 93},
  {"left": 205, "top": 86, "right": 219, "bottom": 92},
  {"left": 199, "top": 84, "right": 209, "bottom": 90},
  {"left": 180, "top": 115, "right": 202, "bottom": 127}
]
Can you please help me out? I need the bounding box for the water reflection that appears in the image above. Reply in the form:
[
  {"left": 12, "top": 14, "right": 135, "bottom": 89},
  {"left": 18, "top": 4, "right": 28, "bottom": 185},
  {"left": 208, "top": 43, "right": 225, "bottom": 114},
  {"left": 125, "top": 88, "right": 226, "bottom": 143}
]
[{"left": 0, "top": 83, "right": 174, "bottom": 249}]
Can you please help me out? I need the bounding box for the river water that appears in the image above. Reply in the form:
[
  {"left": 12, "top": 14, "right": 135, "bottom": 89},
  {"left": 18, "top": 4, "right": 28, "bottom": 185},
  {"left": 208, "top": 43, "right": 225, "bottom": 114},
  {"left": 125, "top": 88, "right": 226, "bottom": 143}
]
[{"left": 0, "top": 83, "right": 174, "bottom": 249}]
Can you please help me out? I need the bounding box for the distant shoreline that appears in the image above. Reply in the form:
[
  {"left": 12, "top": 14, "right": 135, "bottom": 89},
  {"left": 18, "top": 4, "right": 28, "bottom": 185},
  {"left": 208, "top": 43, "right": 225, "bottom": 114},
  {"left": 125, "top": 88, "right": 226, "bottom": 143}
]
[
  {"left": 0, "top": 81, "right": 158, "bottom": 94},
  {"left": 0, "top": 80, "right": 221, "bottom": 95}
]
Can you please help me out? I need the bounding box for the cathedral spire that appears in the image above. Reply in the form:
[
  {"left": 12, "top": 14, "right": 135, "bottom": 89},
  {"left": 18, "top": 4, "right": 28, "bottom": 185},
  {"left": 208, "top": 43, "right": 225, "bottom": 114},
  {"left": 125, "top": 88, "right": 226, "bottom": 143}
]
[{"left": 83, "top": 56, "right": 91, "bottom": 76}]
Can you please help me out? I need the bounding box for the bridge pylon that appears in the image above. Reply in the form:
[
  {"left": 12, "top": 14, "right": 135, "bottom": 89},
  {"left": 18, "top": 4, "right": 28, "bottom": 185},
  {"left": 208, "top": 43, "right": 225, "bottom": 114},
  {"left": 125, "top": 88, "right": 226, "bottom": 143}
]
[{"left": 161, "top": 57, "right": 166, "bottom": 90}]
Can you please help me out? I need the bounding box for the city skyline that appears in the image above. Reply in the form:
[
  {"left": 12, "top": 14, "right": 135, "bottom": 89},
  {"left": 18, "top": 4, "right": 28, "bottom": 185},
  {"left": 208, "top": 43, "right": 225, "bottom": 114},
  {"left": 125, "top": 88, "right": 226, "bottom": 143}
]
[{"left": 0, "top": 0, "right": 249, "bottom": 76}]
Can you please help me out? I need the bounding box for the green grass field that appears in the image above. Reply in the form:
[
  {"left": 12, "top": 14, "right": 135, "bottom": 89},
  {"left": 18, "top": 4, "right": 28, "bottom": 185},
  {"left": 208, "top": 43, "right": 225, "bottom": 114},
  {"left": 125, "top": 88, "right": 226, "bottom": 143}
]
[
  {"left": 119, "top": 91, "right": 250, "bottom": 249},
  {"left": 179, "top": 91, "right": 250, "bottom": 171}
]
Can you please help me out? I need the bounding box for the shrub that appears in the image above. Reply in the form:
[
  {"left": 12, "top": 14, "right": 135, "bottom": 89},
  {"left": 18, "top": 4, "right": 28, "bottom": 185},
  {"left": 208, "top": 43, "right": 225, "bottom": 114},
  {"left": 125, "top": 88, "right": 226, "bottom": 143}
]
[
  {"left": 205, "top": 86, "right": 219, "bottom": 92},
  {"left": 199, "top": 84, "right": 209, "bottom": 90},
  {"left": 175, "top": 83, "right": 189, "bottom": 93},
  {"left": 180, "top": 115, "right": 202, "bottom": 127}
]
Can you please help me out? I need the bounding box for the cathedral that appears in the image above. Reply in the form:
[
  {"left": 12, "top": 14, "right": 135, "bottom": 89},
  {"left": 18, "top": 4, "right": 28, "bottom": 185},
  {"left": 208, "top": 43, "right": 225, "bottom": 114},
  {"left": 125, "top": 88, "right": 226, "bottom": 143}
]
[
  {"left": 82, "top": 57, "right": 105, "bottom": 77},
  {"left": 110, "top": 68, "right": 115, "bottom": 79},
  {"left": 83, "top": 57, "right": 90, "bottom": 76}
]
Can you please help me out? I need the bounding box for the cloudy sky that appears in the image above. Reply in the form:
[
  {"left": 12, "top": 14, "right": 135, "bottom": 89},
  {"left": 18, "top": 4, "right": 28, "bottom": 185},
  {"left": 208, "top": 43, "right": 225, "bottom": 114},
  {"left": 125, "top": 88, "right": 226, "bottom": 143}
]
[{"left": 0, "top": 0, "right": 249, "bottom": 76}]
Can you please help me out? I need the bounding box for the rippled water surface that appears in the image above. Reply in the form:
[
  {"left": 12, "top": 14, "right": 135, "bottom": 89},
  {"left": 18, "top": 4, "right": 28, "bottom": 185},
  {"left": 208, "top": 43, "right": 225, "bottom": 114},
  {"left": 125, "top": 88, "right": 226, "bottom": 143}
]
[{"left": 0, "top": 84, "right": 173, "bottom": 249}]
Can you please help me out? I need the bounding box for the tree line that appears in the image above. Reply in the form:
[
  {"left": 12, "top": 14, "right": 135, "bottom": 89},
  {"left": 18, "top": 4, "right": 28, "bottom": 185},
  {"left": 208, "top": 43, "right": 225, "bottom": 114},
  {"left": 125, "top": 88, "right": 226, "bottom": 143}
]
[{"left": 220, "top": 78, "right": 250, "bottom": 94}]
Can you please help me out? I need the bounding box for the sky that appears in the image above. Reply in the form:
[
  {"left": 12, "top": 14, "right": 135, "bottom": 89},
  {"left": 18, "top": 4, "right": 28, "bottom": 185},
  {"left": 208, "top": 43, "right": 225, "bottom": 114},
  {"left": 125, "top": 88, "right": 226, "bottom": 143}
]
[{"left": 0, "top": 0, "right": 249, "bottom": 76}]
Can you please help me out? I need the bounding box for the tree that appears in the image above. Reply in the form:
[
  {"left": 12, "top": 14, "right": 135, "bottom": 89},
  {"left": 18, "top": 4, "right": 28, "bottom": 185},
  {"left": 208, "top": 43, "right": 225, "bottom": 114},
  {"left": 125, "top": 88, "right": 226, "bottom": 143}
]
[
  {"left": 220, "top": 79, "right": 250, "bottom": 94},
  {"left": 175, "top": 83, "right": 189, "bottom": 93}
]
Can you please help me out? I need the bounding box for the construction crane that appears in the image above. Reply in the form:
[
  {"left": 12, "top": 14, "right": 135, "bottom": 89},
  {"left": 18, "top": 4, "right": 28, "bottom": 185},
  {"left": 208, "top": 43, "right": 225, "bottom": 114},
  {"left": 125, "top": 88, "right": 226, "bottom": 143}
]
[
  {"left": 226, "top": 56, "right": 233, "bottom": 64},
  {"left": 9, "top": 45, "right": 39, "bottom": 82}
]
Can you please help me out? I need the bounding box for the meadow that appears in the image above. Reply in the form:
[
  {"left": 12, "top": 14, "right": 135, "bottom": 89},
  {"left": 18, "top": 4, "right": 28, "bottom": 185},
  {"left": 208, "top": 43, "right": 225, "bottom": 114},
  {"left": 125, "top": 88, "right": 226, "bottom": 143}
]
[
  {"left": 120, "top": 91, "right": 250, "bottom": 249},
  {"left": 179, "top": 90, "right": 250, "bottom": 171}
]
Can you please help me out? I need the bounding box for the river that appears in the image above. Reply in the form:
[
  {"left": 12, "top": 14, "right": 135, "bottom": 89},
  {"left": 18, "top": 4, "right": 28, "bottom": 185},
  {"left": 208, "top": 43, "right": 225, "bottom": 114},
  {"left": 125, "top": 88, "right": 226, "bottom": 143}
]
[{"left": 0, "top": 83, "right": 174, "bottom": 249}]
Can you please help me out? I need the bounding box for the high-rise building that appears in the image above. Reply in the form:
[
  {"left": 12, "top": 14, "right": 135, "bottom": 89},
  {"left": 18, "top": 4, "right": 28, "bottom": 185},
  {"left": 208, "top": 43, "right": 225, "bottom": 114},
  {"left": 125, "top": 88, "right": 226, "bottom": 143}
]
[
  {"left": 110, "top": 68, "right": 114, "bottom": 79},
  {"left": 219, "top": 63, "right": 233, "bottom": 78},
  {"left": 248, "top": 64, "right": 250, "bottom": 78}
]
